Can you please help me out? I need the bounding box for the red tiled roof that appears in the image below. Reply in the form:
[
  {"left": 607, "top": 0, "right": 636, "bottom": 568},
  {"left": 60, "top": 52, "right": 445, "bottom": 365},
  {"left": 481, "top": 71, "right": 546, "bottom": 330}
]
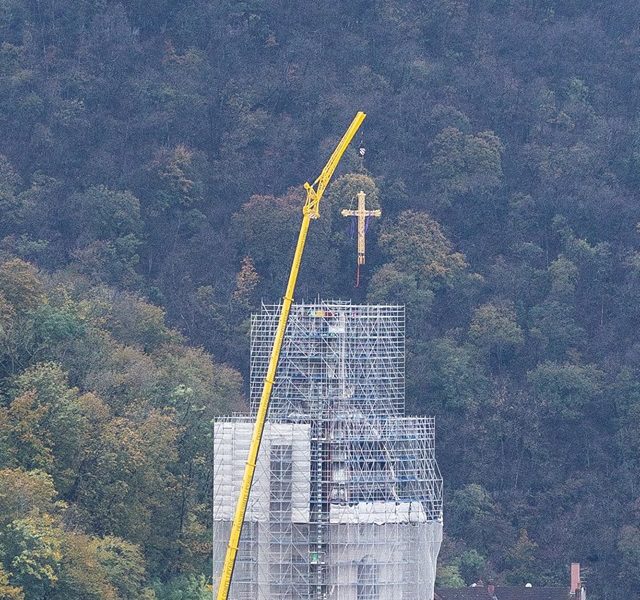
[{"left": 435, "top": 587, "right": 568, "bottom": 600}]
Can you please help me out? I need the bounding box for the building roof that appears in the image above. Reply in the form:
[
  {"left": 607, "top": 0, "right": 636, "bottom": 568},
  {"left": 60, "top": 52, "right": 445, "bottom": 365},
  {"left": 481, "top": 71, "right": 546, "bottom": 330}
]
[{"left": 435, "top": 587, "right": 569, "bottom": 600}]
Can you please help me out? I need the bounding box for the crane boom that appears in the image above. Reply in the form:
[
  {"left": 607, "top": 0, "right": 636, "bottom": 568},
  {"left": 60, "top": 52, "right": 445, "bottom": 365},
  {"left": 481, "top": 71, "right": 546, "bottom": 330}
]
[
  {"left": 215, "top": 111, "right": 366, "bottom": 600},
  {"left": 303, "top": 112, "right": 367, "bottom": 218}
]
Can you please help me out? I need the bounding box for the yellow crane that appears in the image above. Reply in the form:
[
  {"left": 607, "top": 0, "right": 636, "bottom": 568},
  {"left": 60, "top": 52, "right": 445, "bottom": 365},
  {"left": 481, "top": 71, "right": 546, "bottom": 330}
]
[{"left": 215, "top": 111, "right": 366, "bottom": 600}]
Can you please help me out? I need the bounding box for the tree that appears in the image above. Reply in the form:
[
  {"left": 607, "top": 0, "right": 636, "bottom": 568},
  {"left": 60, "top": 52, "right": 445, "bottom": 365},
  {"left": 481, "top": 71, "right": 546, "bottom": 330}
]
[
  {"left": 0, "top": 469, "right": 58, "bottom": 525},
  {"left": 469, "top": 302, "right": 523, "bottom": 368},
  {"left": 72, "top": 411, "right": 179, "bottom": 557},
  {"left": 447, "top": 484, "right": 512, "bottom": 556},
  {"left": 0, "top": 154, "right": 22, "bottom": 239},
  {"left": 72, "top": 236, "right": 142, "bottom": 288},
  {"left": 502, "top": 529, "right": 539, "bottom": 585},
  {"left": 146, "top": 145, "right": 207, "bottom": 214},
  {"left": 95, "top": 537, "right": 155, "bottom": 600},
  {"left": 430, "top": 127, "right": 504, "bottom": 206},
  {"left": 529, "top": 300, "right": 585, "bottom": 359},
  {"left": 231, "top": 189, "right": 338, "bottom": 299},
  {"left": 367, "top": 264, "right": 435, "bottom": 309},
  {"left": 232, "top": 256, "right": 259, "bottom": 306},
  {"left": 325, "top": 173, "right": 381, "bottom": 214},
  {"left": 54, "top": 533, "right": 119, "bottom": 600},
  {"left": 83, "top": 287, "right": 177, "bottom": 353},
  {"left": 153, "top": 574, "right": 210, "bottom": 600},
  {"left": 0, "top": 0, "right": 638, "bottom": 592},
  {"left": 0, "top": 259, "right": 44, "bottom": 313},
  {"left": 1, "top": 514, "right": 64, "bottom": 599},
  {"left": 67, "top": 186, "right": 142, "bottom": 247},
  {"left": 231, "top": 192, "right": 302, "bottom": 297},
  {"left": 2, "top": 391, "right": 53, "bottom": 471},
  {"left": 435, "top": 564, "right": 465, "bottom": 588},
  {"left": 0, "top": 565, "right": 24, "bottom": 600},
  {"left": 618, "top": 525, "right": 640, "bottom": 590},
  {"left": 375, "top": 210, "right": 467, "bottom": 290},
  {"left": 527, "top": 361, "right": 603, "bottom": 421},
  {"left": 548, "top": 255, "right": 579, "bottom": 299},
  {"left": 411, "top": 337, "right": 488, "bottom": 412},
  {"left": 2, "top": 365, "right": 109, "bottom": 501},
  {"left": 457, "top": 549, "right": 487, "bottom": 586},
  {"left": 64, "top": 186, "right": 144, "bottom": 287},
  {"left": 30, "top": 304, "right": 86, "bottom": 352}
]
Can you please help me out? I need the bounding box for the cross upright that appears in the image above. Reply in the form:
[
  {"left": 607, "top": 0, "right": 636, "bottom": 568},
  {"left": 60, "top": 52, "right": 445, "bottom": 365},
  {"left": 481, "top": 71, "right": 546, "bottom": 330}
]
[{"left": 341, "top": 190, "right": 381, "bottom": 265}]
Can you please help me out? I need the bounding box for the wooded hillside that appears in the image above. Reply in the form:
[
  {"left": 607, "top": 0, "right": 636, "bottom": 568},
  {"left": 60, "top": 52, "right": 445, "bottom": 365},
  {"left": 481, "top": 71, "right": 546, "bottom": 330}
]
[{"left": 1, "top": 1, "right": 639, "bottom": 598}]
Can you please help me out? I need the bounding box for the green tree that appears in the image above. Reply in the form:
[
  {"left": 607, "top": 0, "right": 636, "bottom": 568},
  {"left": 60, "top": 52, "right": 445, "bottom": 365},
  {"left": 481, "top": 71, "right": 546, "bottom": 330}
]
[
  {"left": 435, "top": 564, "right": 465, "bottom": 588},
  {"left": 0, "top": 259, "right": 44, "bottom": 313},
  {"left": 83, "top": 287, "right": 177, "bottom": 353},
  {"left": 0, "top": 469, "right": 58, "bottom": 525},
  {"left": 527, "top": 361, "right": 603, "bottom": 421},
  {"left": 448, "top": 484, "right": 511, "bottom": 556},
  {"left": 66, "top": 186, "right": 143, "bottom": 287},
  {"left": 146, "top": 145, "right": 207, "bottom": 214},
  {"left": 367, "top": 265, "right": 435, "bottom": 309},
  {"left": 412, "top": 337, "right": 488, "bottom": 412},
  {"left": 430, "top": 127, "right": 503, "bottom": 206},
  {"left": 469, "top": 302, "right": 523, "bottom": 368},
  {"left": 1, "top": 514, "right": 64, "bottom": 599},
  {"left": 375, "top": 210, "right": 467, "bottom": 289},
  {"left": 0, "top": 0, "right": 638, "bottom": 592},
  {"left": 548, "top": 255, "right": 579, "bottom": 299},
  {"left": 457, "top": 549, "right": 487, "bottom": 585},
  {"left": 153, "top": 574, "right": 210, "bottom": 600},
  {"left": 72, "top": 236, "right": 142, "bottom": 288},
  {"left": 95, "top": 537, "right": 155, "bottom": 600},
  {"left": 326, "top": 173, "right": 381, "bottom": 214},
  {"left": 529, "top": 300, "right": 585, "bottom": 359},
  {"left": 231, "top": 189, "right": 337, "bottom": 298},
  {"left": 68, "top": 186, "right": 142, "bottom": 246}
]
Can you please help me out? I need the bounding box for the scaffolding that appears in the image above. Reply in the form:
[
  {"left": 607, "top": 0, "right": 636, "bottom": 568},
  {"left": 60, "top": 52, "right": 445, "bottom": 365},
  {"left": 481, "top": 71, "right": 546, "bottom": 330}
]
[
  {"left": 250, "top": 302, "right": 405, "bottom": 419},
  {"left": 213, "top": 302, "right": 443, "bottom": 600}
]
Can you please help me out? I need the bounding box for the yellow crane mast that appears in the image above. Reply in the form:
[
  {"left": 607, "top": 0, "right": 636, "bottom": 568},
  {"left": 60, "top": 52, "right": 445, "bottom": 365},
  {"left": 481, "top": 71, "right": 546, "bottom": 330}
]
[{"left": 215, "top": 111, "right": 367, "bottom": 600}]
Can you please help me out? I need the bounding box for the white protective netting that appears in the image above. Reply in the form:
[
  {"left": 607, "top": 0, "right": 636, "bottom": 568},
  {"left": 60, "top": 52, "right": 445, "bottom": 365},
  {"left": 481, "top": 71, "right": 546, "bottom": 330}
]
[{"left": 213, "top": 418, "right": 442, "bottom": 600}]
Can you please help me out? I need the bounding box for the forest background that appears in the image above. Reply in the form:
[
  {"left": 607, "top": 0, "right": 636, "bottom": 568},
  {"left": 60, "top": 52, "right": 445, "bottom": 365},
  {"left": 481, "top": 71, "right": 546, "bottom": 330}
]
[{"left": 1, "top": 1, "right": 639, "bottom": 598}]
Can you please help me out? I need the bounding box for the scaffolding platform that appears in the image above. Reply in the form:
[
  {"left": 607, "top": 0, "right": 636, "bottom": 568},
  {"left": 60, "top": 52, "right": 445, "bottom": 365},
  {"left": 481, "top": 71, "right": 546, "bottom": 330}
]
[{"left": 213, "top": 302, "right": 443, "bottom": 600}]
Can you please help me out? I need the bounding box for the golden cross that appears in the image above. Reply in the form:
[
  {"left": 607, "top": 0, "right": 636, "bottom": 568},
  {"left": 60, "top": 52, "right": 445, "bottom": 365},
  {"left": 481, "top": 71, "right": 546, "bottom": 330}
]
[{"left": 341, "top": 190, "right": 381, "bottom": 265}]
